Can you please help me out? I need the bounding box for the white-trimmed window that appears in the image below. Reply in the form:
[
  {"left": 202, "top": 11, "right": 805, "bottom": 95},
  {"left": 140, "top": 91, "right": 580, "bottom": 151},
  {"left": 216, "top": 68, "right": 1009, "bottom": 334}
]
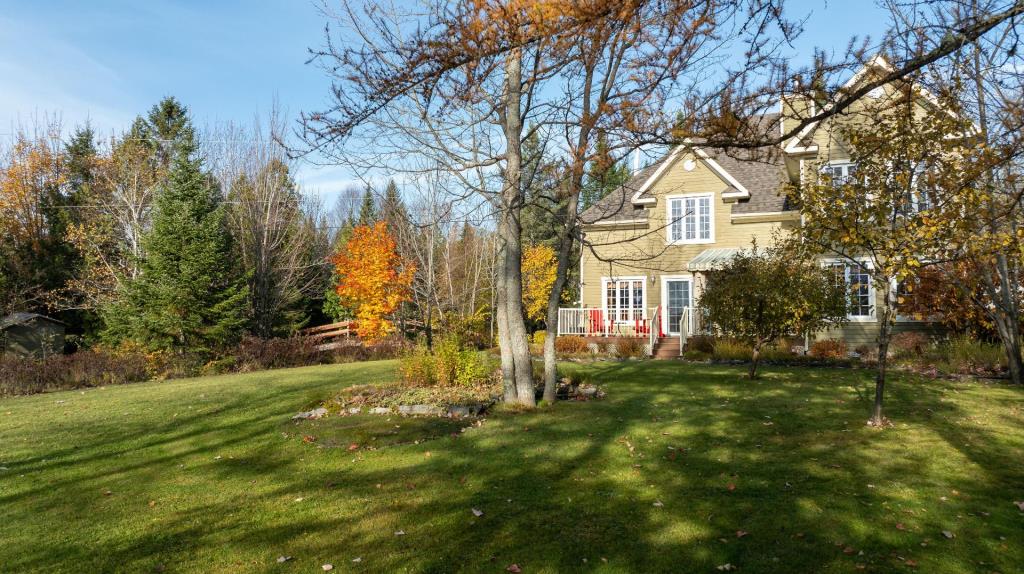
[
  {"left": 603, "top": 277, "right": 646, "bottom": 323},
  {"left": 822, "top": 162, "right": 858, "bottom": 186},
  {"left": 828, "top": 261, "right": 874, "bottom": 320},
  {"left": 667, "top": 194, "right": 713, "bottom": 244}
]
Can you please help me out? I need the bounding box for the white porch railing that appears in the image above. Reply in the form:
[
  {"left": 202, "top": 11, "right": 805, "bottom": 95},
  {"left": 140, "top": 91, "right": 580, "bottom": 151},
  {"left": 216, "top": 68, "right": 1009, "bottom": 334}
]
[
  {"left": 557, "top": 306, "right": 704, "bottom": 356},
  {"left": 556, "top": 307, "right": 660, "bottom": 339},
  {"left": 678, "top": 306, "right": 704, "bottom": 352}
]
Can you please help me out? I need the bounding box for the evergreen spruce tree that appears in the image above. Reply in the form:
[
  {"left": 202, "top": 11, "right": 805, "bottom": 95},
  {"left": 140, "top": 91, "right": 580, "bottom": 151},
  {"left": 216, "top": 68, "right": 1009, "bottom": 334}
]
[
  {"left": 379, "top": 179, "right": 409, "bottom": 235},
  {"left": 521, "top": 130, "right": 565, "bottom": 247},
  {"left": 104, "top": 127, "right": 247, "bottom": 354},
  {"left": 357, "top": 184, "right": 378, "bottom": 225},
  {"left": 581, "top": 133, "right": 630, "bottom": 209},
  {"left": 141, "top": 97, "right": 194, "bottom": 171}
]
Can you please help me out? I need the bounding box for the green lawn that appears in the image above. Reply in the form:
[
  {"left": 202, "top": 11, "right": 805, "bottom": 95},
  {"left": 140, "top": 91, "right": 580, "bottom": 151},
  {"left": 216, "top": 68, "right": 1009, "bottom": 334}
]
[{"left": 1, "top": 361, "right": 1022, "bottom": 573}]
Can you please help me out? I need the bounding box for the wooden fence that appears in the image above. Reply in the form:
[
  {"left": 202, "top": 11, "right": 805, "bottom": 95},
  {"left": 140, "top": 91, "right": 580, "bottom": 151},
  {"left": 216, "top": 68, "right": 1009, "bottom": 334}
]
[{"left": 300, "top": 321, "right": 355, "bottom": 351}]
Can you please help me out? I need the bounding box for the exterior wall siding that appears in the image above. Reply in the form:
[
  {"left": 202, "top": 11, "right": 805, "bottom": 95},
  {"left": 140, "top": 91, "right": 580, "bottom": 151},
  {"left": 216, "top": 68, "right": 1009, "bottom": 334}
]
[{"left": 580, "top": 152, "right": 793, "bottom": 332}]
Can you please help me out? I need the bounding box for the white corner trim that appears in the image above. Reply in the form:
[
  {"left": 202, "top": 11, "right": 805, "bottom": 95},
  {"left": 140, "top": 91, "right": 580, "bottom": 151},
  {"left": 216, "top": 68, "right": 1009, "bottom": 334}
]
[
  {"left": 784, "top": 55, "right": 895, "bottom": 154},
  {"left": 630, "top": 141, "right": 753, "bottom": 204},
  {"left": 630, "top": 146, "right": 683, "bottom": 205},
  {"left": 692, "top": 146, "right": 750, "bottom": 199}
]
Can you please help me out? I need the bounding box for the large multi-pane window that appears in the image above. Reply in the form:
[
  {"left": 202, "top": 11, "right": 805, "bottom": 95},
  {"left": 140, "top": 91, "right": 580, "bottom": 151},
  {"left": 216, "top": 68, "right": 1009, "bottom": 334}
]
[
  {"left": 829, "top": 262, "right": 873, "bottom": 319},
  {"left": 604, "top": 278, "right": 645, "bottom": 323},
  {"left": 823, "top": 162, "right": 858, "bottom": 186},
  {"left": 668, "top": 194, "right": 713, "bottom": 243}
]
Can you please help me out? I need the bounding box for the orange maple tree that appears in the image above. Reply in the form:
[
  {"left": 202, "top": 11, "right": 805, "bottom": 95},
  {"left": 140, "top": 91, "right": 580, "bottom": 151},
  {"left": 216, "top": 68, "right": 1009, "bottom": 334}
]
[{"left": 332, "top": 221, "right": 415, "bottom": 342}]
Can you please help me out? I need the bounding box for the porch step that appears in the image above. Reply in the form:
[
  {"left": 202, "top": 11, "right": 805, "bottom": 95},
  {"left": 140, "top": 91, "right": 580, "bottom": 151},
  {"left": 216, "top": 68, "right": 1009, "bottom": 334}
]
[{"left": 652, "top": 337, "right": 681, "bottom": 359}]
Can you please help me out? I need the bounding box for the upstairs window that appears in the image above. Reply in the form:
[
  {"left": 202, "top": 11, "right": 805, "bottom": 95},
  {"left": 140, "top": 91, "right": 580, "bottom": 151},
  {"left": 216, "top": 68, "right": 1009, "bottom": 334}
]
[
  {"left": 822, "top": 162, "right": 858, "bottom": 187},
  {"left": 667, "top": 194, "right": 713, "bottom": 244}
]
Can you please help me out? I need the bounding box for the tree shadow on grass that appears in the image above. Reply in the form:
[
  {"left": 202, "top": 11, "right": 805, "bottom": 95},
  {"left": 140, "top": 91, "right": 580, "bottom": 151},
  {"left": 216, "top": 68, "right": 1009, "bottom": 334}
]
[{"left": 2, "top": 361, "right": 1022, "bottom": 573}]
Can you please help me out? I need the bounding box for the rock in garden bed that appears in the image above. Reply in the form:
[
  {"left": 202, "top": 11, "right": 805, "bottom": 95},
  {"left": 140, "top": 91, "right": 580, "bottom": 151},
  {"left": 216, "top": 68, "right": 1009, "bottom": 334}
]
[{"left": 324, "top": 382, "right": 500, "bottom": 419}]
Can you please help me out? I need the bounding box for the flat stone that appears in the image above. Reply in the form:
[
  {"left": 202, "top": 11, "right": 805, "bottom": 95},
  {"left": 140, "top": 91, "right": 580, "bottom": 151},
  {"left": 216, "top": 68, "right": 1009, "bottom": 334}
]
[
  {"left": 370, "top": 407, "right": 391, "bottom": 414},
  {"left": 398, "top": 404, "right": 445, "bottom": 416},
  {"left": 291, "top": 407, "right": 328, "bottom": 420},
  {"left": 347, "top": 407, "right": 361, "bottom": 414}
]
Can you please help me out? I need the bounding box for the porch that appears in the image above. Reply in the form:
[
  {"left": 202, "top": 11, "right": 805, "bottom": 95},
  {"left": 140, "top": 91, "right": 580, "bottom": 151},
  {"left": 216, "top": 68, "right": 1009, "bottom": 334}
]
[{"left": 556, "top": 306, "right": 705, "bottom": 357}]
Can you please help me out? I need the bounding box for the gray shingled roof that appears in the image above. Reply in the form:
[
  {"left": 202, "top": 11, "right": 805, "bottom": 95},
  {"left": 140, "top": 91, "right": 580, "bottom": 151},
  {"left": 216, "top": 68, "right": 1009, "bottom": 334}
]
[
  {"left": 581, "top": 113, "right": 792, "bottom": 224},
  {"left": 579, "top": 162, "right": 659, "bottom": 224},
  {"left": 581, "top": 146, "right": 789, "bottom": 224}
]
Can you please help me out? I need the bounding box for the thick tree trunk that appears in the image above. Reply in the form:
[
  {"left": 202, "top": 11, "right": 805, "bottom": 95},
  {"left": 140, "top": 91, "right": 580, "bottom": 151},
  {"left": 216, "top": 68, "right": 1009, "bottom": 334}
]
[
  {"left": 541, "top": 207, "right": 578, "bottom": 403},
  {"left": 497, "top": 47, "right": 535, "bottom": 407}
]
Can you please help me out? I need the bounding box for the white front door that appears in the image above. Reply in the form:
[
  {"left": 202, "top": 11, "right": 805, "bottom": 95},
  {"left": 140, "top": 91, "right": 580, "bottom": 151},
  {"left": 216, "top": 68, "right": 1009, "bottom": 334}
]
[{"left": 661, "top": 276, "right": 692, "bottom": 335}]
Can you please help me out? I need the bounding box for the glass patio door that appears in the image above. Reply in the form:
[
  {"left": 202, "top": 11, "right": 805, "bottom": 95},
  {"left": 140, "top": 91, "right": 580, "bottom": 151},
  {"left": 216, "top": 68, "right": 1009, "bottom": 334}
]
[{"left": 664, "top": 279, "right": 691, "bottom": 335}]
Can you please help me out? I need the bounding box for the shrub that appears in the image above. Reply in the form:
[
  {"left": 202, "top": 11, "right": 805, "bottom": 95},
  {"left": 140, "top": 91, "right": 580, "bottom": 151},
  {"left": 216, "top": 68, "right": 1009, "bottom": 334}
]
[
  {"left": 854, "top": 344, "right": 879, "bottom": 363},
  {"left": 0, "top": 349, "right": 149, "bottom": 397},
  {"left": 943, "top": 336, "right": 1007, "bottom": 375},
  {"left": 683, "top": 349, "right": 710, "bottom": 362},
  {"left": 235, "top": 336, "right": 321, "bottom": 371},
  {"left": 554, "top": 336, "right": 589, "bottom": 355},
  {"left": 615, "top": 338, "right": 645, "bottom": 359},
  {"left": 890, "top": 331, "right": 930, "bottom": 358},
  {"left": 400, "top": 334, "right": 492, "bottom": 387},
  {"left": 532, "top": 331, "right": 546, "bottom": 346},
  {"left": 712, "top": 339, "right": 753, "bottom": 361},
  {"left": 809, "top": 338, "right": 847, "bottom": 360},
  {"left": 686, "top": 335, "right": 716, "bottom": 354}
]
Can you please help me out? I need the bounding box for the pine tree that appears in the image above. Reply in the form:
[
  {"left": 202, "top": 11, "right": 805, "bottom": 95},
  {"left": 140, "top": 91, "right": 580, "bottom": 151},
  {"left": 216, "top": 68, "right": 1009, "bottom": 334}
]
[
  {"left": 104, "top": 128, "right": 247, "bottom": 354},
  {"left": 141, "top": 97, "right": 194, "bottom": 171},
  {"left": 521, "top": 130, "right": 565, "bottom": 247},
  {"left": 581, "top": 133, "right": 630, "bottom": 209},
  {"left": 357, "top": 184, "right": 378, "bottom": 225},
  {"left": 379, "top": 179, "right": 409, "bottom": 236}
]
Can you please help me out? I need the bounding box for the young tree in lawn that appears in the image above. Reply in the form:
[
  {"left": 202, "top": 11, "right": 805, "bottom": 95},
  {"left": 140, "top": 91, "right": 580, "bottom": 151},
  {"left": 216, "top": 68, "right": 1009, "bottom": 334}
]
[
  {"left": 788, "top": 89, "right": 986, "bottom": 424},
  {"left": 104, "top": 132, "right": 248, "bottom": 354},
  {"left": 332, "top": 221, "right": 415, "bottom": 342},
  {"left": 699, "top": 241, "right": 848, "bottom": 379}
]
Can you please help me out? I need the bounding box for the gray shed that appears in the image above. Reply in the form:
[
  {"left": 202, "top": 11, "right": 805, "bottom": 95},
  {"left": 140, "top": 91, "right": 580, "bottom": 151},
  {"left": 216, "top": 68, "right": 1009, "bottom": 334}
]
[{"left": 0, "top": 313, "right": 66, "bottom": 358}]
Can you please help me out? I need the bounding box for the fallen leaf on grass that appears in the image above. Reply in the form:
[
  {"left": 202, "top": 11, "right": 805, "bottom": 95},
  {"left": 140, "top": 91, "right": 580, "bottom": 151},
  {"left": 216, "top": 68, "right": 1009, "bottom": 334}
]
[
  {"left": 148, "top": 500, "right": 156, "bottom": 508},
  {"left": 276, "top": 556, "right": 292, "bottom": 563},
  {"left": 942, "top": 531, "right": 955, "bottom": 539},
  {"left": 506, "top": 564, "right": 522, "bottom": 572},
  {"left": 727, "top": 483, "right": 736, "bottom": 492},
  {"left": 652, "top": 501, "right": 664, "bottom": 507},
  {"left": 843, "top": 546, "right": 855, "bottom": 555},
  {"left": 394, "top": 530, "right": 405, "bottom": 536},
  {"left": 472, "top": 508, "right": 484, "bottom": 517},
  {"left": 1014, "top": 501, "right": 1024, "bottom": 511},
  {"left": 322, "top": 564, "right": 333, "bottom": 571},
  {"left": 736, "top": 530, "right": 748, "bottom": 538},
  {"left": 896, "top": 523, "right": 906, "bottom": 531},
  {"left": 905, "top": 559, "right": 918, "bottom": 567},
  {"left": 352, "top": 557, "right": 362, "bottom": 563},
  {"left": 716, "top": 564, "right": 735, "bottom": 571},
  {"left": 347, "top": 443, "right": 359, "bottom": 451}
]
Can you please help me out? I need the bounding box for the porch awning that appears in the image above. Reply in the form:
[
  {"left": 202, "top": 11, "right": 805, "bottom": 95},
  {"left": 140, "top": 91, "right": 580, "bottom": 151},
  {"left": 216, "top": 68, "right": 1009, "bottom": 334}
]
[{"left": 687, "top": 247, "right": 741, "bottom": 272}]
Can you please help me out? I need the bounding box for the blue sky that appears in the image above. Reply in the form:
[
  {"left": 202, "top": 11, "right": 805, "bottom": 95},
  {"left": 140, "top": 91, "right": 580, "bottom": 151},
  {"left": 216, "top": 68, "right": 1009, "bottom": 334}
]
[{"left": 0, "top": 0, "right": 891, "bottom": 201}]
